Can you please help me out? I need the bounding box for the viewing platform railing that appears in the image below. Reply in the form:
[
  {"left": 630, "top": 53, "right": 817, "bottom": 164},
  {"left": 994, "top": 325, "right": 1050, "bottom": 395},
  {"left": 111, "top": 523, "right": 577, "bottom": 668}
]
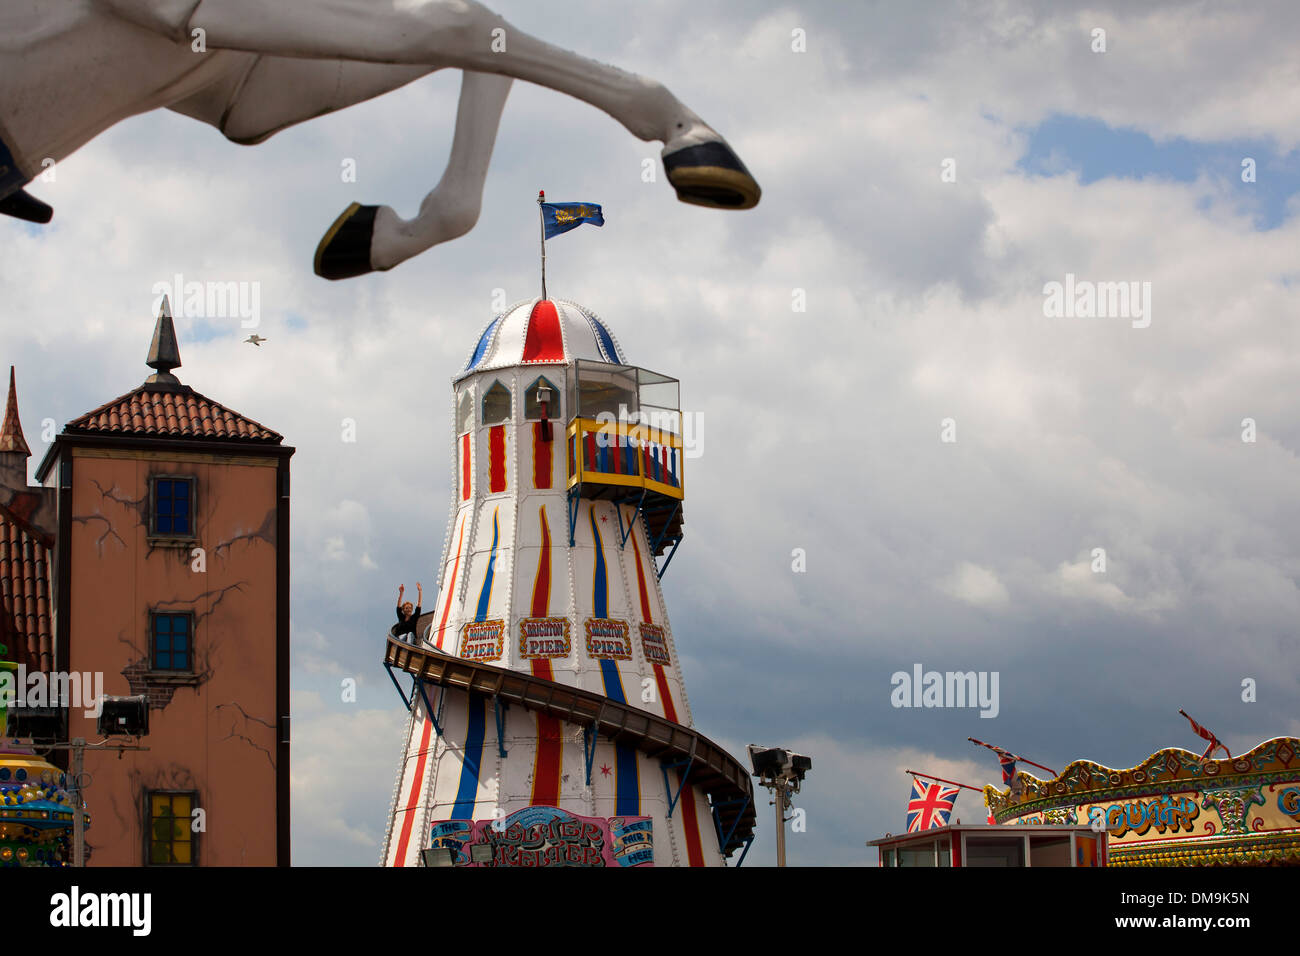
[{"left": 566, "top": 417, "right": 684, "bottom": 500}]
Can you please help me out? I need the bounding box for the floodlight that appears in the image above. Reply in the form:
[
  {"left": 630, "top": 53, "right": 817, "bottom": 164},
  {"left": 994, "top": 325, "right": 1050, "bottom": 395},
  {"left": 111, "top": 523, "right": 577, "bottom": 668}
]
[
  {"left": 791, "top": 753, "right": 812, "bottom": 780},
  {"left": 747, "top": 744, "right": 787, "bottom": 778},
  {"left": 97, "top": 695, "right": 149, "bottom": 737},
  {"left": 420, "top": 847, "right": 455, "bottom": 867}
]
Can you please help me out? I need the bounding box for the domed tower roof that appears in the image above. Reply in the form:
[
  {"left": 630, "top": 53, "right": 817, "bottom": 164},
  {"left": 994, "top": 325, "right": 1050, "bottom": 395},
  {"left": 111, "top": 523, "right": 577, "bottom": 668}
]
[{"left": 460, "top": 298, "right": 626, "bottom": 378}]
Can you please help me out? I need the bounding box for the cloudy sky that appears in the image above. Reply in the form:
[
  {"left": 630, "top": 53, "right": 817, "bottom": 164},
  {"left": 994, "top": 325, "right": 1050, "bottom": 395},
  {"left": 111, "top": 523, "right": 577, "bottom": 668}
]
[{"left": 3, "top": 0, "right": 1299, "bottom": 866}]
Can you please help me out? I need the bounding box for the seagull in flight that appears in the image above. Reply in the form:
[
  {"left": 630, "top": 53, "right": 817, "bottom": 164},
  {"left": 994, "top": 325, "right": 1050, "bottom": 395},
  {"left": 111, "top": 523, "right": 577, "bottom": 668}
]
[{"left": 244, "top": 334, "right": 267, "bottom": 347}]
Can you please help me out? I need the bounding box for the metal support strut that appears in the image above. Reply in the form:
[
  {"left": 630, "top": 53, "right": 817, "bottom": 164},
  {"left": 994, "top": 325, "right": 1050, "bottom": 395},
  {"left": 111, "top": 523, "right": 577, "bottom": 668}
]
[
  {"left": 385, "top": 663, "right": 411, "bottom": 711},
  {"left": 660, "top": 755, "right": 695, "bottom": 818},
  {"left": 656, "top": 536, "right": 683, "bottom": 579},
  {"left": 567, "top": 486, "right": 583, "bottom": 547},
  {"left": 615, "top": 490, "right": 647, "bottom": 549},
  {"left": 711, "top": 792, "right": 753, "bottom": 857},
  {"left": 649, "top": 500, "right": 681, "bottom": 555},
  {"left": 416, "top": 678, "right": 444, "bottom": 738},
  {"left": 735, "top": 835, "right": 755, "bottom": 867},
  {"left": 582, "top": 724, "right": 600, "bottom": 786}
]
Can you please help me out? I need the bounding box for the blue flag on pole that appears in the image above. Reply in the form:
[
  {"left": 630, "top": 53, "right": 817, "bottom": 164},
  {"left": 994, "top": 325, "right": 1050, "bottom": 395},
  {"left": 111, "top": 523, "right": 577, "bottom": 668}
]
[{"left": 541, "top": 201, "right": 605, "bottom": 239}]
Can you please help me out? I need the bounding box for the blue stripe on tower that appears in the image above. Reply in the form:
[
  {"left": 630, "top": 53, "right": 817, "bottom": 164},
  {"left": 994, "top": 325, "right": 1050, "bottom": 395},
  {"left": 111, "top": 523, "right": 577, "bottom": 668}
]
[
  {"left": 600, "top": 660, "right": 625, "bottom": 704},
  {"left": 474, "top": 508, "right": 500, "bottom": 622},
  {"left": 598, "top": 660, "right": 640, "bottom": 815},
  {"left": 452, "top": 508, "right": 497, "bottom": 820},
  {"left": 591, "top": 507, "right": 638, "bottom": 815},
  {"left": 589, "top": 506, "right": 607, "bottom": 618},
  {"left": 451, "top": 694, "right": 487, "bottom": 819}
]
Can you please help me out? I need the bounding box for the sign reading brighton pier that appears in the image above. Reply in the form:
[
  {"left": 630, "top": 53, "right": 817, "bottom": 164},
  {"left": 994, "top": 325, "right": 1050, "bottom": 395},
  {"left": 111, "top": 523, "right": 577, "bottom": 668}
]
[
  {"left": 584, "top": 618, "right": 631, "bottom": 660},
  {"left": 459, "top": 620, "right": 505, "bottom": 662},
  {"left": 639, "top": 623, "right": 670, "bottom": 665},
  {"left": 518, "top": 617, "right": 571, "bottom": 659},
  {"left": 428, "top": 806, "right": 654, "bottom": 867}
]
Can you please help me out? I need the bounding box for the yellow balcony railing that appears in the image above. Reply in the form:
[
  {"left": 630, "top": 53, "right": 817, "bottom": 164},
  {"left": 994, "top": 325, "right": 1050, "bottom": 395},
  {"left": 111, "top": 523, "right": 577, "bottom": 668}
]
[{"left": 566, "top": 418, "right": 684, "bottom": 500}]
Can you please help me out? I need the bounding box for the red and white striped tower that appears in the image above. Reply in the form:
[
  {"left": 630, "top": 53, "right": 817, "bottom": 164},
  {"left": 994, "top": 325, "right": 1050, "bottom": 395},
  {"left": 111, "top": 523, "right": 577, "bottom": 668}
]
[{"left": 380, "top": 296, "right": 754, "bottom": 867}]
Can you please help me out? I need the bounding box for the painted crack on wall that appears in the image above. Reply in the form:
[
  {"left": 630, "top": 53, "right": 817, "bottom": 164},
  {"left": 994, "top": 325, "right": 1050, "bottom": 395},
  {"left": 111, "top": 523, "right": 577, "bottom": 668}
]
[{"left": 214, "top": 702, "right": 276, "bottom": 773}]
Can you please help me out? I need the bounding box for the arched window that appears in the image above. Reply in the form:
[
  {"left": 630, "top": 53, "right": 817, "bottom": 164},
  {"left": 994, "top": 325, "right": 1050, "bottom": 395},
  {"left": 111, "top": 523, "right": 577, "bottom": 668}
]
[
  {"left": 456, "top": 389, "right": 474, "bottom": 434},
  {"left": 481, "top": 381, "right": 511, "bottom": 425},
  {"left": 524, "top": 376, "right": 560, "bottom": 421}
]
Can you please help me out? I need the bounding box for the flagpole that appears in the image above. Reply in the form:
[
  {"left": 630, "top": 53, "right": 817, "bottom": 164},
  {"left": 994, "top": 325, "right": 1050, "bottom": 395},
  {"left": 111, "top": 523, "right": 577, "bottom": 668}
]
[
  {"left": 968, "top": 737, "right": 1057, "bottom": 777},
  {"left": 537, "top": 189, "right": 547, "bottom": 300},
  {"left": 904, "top": 770, "right": 985, "bottom": 794},
  {"left": 1178, "top": 709, "right": 1231, "bottom": 758}
]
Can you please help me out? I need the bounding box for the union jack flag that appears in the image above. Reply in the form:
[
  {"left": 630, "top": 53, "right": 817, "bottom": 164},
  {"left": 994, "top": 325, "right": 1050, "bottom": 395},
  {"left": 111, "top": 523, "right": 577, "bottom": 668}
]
[
  {"left": 999, "top": 753, "right": 1018, "bottom": 784},
  {"left": 906, "top": 778, "right": 960, "bottom": 833}
]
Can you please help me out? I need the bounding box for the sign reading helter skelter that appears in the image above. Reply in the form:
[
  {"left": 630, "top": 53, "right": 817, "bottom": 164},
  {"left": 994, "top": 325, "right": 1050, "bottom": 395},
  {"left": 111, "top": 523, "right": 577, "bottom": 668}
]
[{"left": 380, "top": 292, "right": 755, "bottom": 867}]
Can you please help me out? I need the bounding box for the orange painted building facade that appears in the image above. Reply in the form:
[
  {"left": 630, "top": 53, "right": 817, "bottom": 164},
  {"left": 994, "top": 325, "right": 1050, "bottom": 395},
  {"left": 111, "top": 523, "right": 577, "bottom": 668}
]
[{"left": 28, "top": 303, "right": 292, "bottom": 865}]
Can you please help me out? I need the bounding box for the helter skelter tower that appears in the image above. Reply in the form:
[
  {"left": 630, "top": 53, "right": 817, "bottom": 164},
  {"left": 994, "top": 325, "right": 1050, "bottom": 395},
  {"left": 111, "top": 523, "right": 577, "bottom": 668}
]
[{"left": 380, "top": 295, "right": 756, "bottom": 867}]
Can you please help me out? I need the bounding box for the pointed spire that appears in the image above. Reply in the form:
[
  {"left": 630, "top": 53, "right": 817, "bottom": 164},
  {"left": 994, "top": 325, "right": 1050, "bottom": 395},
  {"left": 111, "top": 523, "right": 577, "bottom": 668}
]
[
  {"left": 0, "top": 366, "right": 31, "bottom": 456},
  {"left": 145, "top": 296, "right": 183, "bottom": 387}
]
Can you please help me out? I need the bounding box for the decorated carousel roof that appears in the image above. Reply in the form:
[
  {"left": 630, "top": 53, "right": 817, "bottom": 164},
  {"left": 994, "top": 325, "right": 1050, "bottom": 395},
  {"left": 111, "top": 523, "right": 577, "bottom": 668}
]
[
  {"left": 0, "top": 657, "right": 83, "bottom": 866},
  {"left": 986, "top": 736, "right": 1300, "bottom": 817},
  {"left": 985, "top": 736, "right": 1300, "bottom": 867},
  {"left": 460, "top": 298, "right": 627, "bottom": 379},
  {"left": 0, "top": 745, "right": 82, "bottom": 867}
]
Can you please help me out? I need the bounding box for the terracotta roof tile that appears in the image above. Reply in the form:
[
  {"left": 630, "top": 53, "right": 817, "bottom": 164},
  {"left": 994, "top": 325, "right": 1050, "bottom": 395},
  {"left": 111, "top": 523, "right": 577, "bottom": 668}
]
[
  {"left": 0, "top": 502, "right": 53, "bottom": 673},
  {"left": 65, "top": 385, "right": 282, "bottom": 443}
]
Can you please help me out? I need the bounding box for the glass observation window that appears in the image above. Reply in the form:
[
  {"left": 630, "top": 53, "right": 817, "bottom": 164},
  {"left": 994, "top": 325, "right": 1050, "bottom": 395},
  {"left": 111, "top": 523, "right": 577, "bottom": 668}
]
[
  {"left": 567, "top": 360, "right": 681, "bottom": 431},
  {"left": 482, "top": 381, "right": 511, "bottom": 425},
  {"left": 457, "top": 390, "right": 474, "bottom": 434}
]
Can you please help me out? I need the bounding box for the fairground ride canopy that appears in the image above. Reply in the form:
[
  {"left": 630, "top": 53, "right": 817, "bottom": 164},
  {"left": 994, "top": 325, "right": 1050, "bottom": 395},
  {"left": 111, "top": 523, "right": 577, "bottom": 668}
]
[{"left": 985, "top": 736, "right": 1300, "bottom": 866}]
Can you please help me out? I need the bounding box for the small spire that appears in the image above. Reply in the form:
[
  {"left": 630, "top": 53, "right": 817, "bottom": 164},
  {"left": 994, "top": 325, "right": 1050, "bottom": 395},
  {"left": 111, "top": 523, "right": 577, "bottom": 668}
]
[
  {"left": 0, "top": 366, "right": 31, "bottom": 457},
  {"left": 145, "top": 296, "right": 183, "bottom": 386}
]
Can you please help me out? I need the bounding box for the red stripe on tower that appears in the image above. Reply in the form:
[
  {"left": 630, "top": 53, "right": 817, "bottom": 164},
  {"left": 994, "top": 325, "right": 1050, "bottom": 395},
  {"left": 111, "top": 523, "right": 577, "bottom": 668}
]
[
  {"left": 630, "top": 530, "right": 679, "bottom": 723},
  {"left": 489, "top": 425, "right": 506, "bottom": 493},
  {"left": 529, "top": 506, "right": 562, "bottom": 805},
  {"left": 522, "top": 299, "right": 565, "bottom": 362},
  {"left": 531, "top": 506, "right": 552, "bottom": 617},
  {"left": 393, "top": 713, "right": 434, "bottom": 866},
  {"left": 678, "top": 776, "right": 706, "bottom": 866},
  {"left": 460, "top": 433, "right": 471, "bottom": 500},
  {"left": 532, "top": 713, "right": 562, "bottom": 805},
  {"left": 654, "top": 668, "right": 677, "bottom": 723},
  {"left": 631, "top": 529, "right": 654, "bottom": 623},
  {"left": 533, "top": 422, "right": 552, "bottom": 488}
]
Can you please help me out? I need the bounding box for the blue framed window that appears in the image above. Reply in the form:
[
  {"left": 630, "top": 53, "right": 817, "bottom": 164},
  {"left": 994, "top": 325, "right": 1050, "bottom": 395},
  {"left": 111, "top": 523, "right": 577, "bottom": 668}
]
[
  {"left": 524, "top": 376, "right": 560, "bottom": 421},
  {"left": 151, "top": 613, "right": 192, "bottom": 671},
  {"left": 153, "top": 477, "right": 194, "bottom": 536}
]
